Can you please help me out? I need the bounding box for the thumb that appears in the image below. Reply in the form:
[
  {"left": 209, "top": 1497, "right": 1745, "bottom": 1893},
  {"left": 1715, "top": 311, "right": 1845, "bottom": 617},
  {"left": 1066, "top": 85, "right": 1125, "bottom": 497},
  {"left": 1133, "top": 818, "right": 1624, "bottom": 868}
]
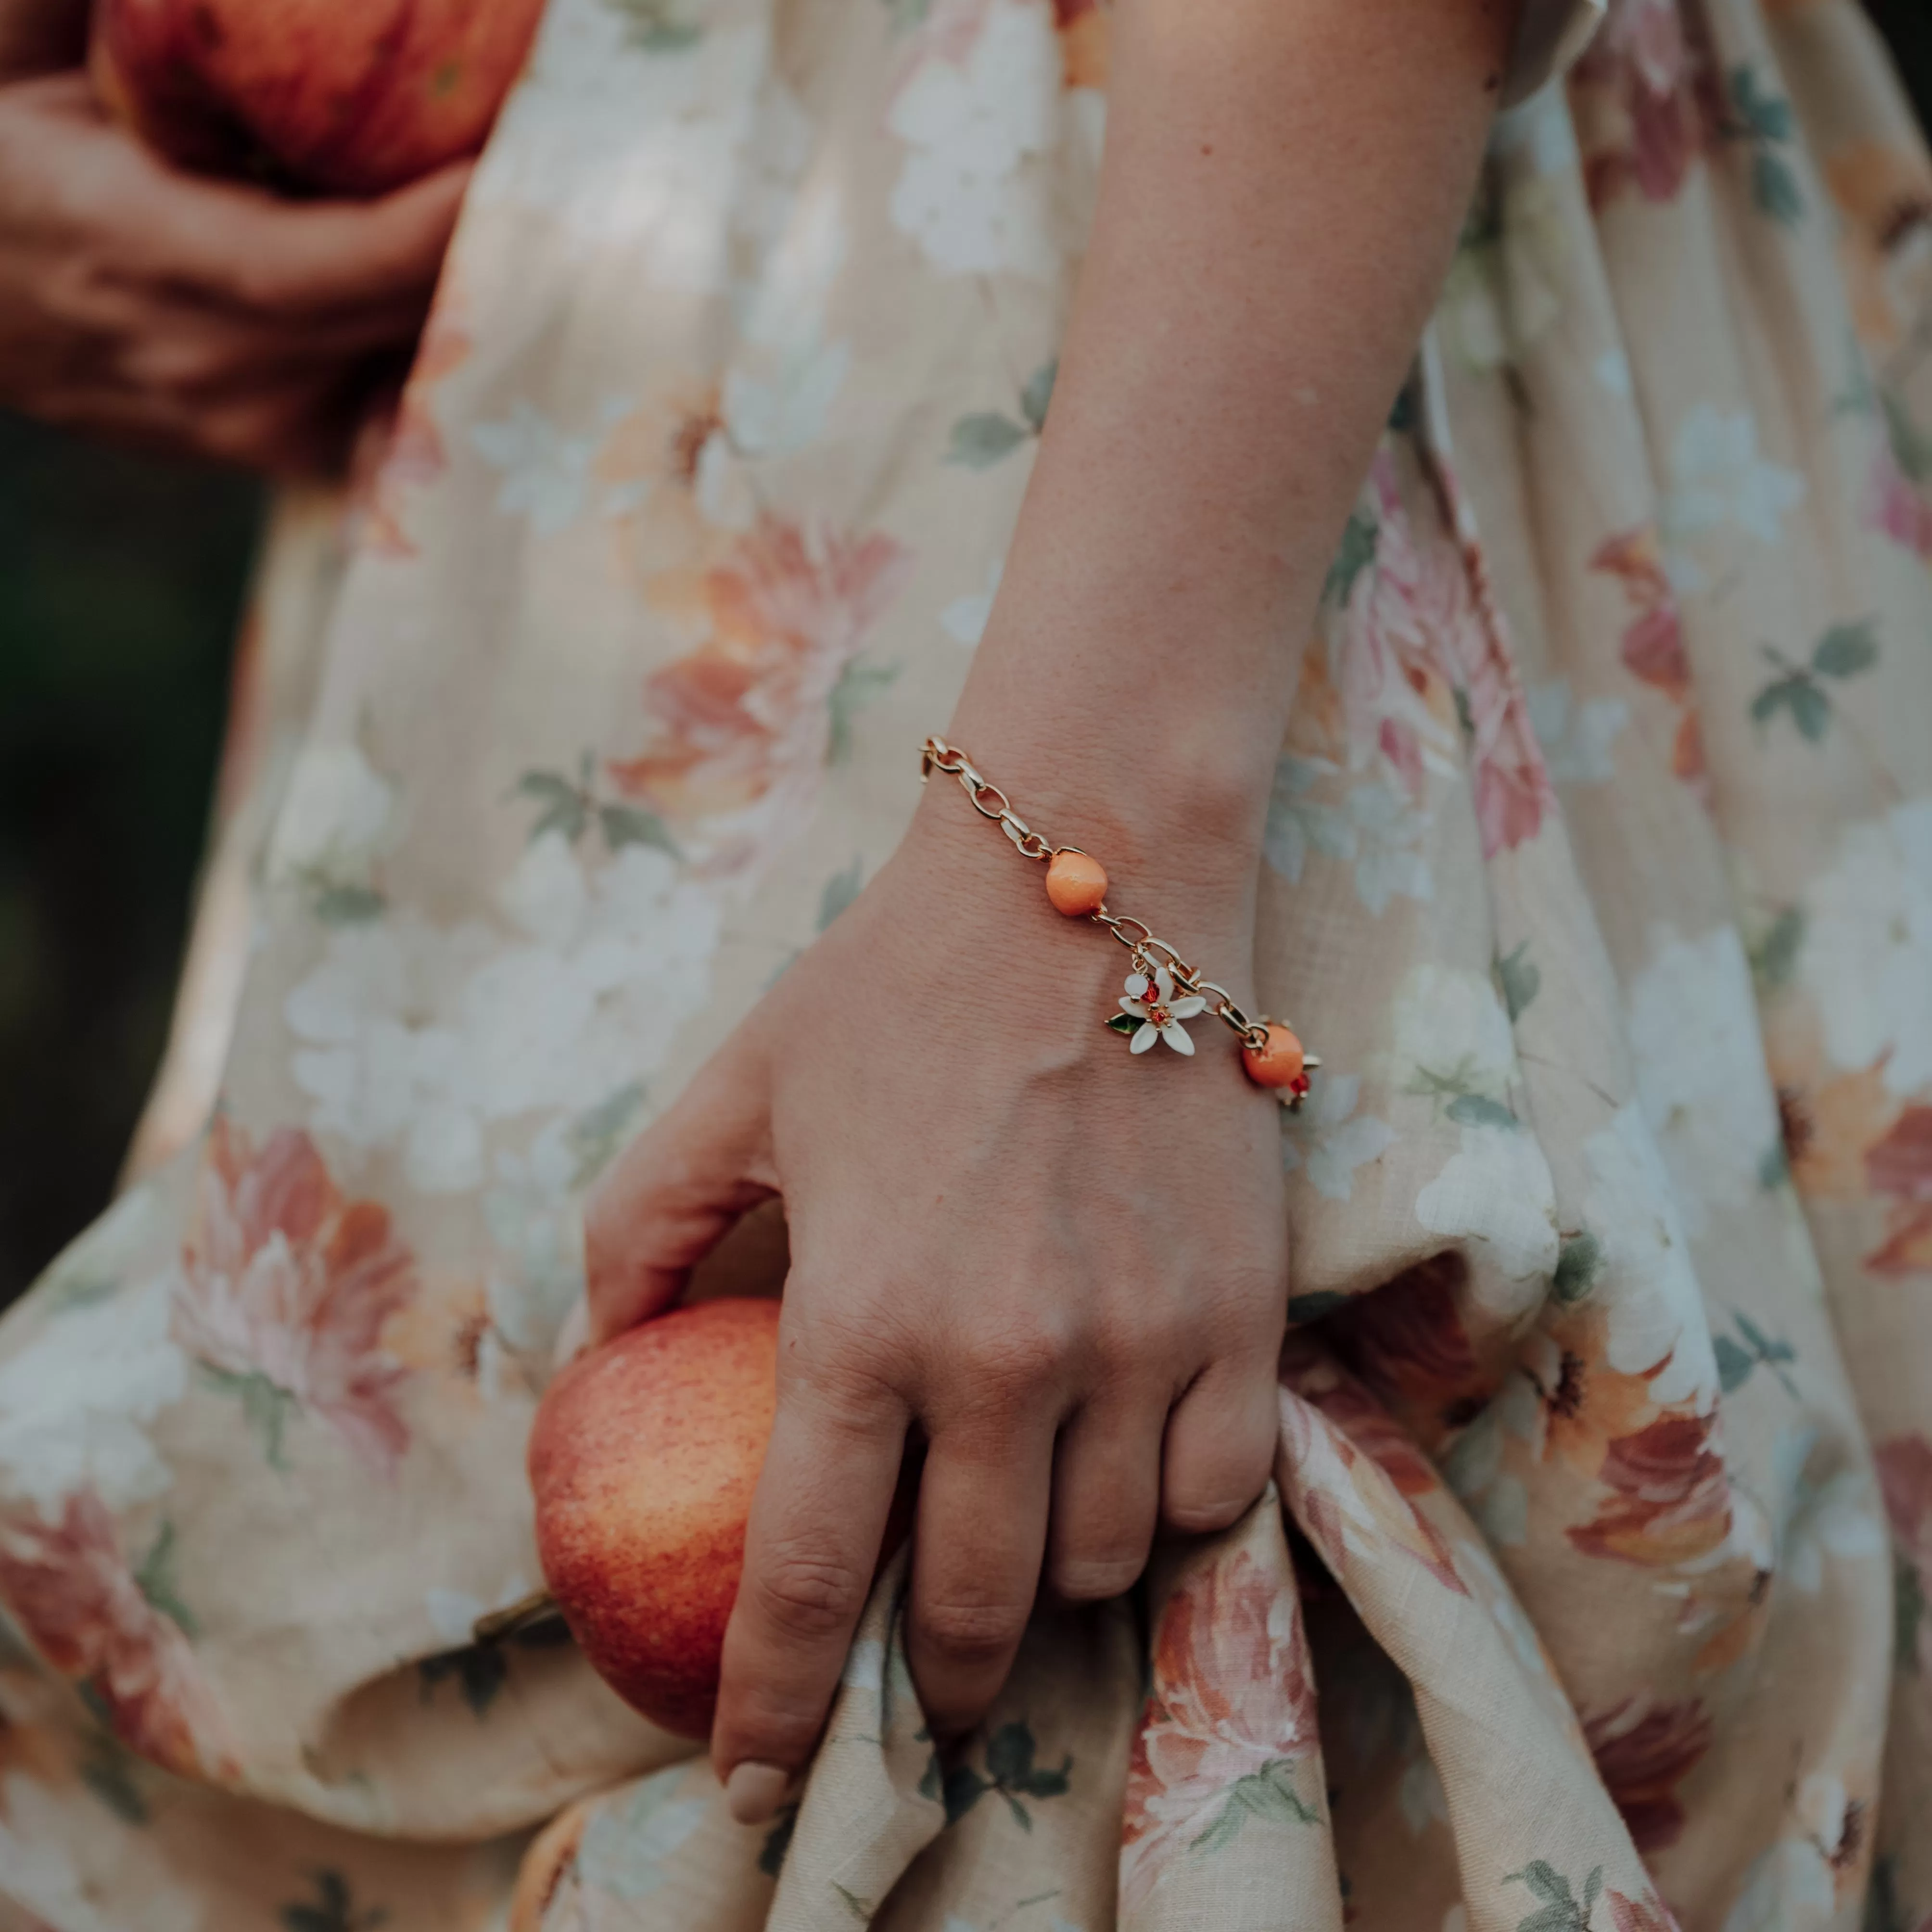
[{"left": 581, "top": 1029, "right": 778, "bottom": 1346}]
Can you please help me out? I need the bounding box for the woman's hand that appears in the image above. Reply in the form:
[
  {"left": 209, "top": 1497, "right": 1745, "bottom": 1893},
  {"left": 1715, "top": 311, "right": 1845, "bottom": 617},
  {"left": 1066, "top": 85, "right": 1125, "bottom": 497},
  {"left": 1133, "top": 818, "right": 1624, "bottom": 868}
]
[
  {"left": 586, "top": 784, "right": 1290, "bottom": 1815},
  {"left": 590, "top": 0, "right": 1519, "bottom": 1825},
  {"left": 0, "top": 73, "right": 465, "bottom": 473}
]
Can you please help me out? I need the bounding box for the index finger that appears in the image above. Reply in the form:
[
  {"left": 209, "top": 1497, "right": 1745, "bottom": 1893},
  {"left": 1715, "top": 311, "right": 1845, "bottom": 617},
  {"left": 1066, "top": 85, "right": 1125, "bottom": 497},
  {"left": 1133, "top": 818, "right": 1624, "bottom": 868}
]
[{"left": 712, "top": 1361, "right": 906, "bottom": 1823}]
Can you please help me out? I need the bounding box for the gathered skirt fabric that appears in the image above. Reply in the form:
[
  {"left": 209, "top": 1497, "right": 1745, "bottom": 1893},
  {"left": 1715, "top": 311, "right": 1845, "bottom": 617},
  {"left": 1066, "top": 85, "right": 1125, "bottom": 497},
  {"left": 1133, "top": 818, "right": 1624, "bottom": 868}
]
[{"left": 4, "top": 0, "right": 1932, "bottom": 1926}]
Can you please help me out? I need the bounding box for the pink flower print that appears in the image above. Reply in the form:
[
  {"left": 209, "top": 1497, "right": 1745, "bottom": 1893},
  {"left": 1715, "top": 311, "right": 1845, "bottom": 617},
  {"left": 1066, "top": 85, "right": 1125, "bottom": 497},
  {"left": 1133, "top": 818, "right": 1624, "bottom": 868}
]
[
  {"left": 173, "top": 1118, "right": 418, "bottom": 1474},
  {"left": 1120, "top": 1545, "right": 1321, "bottom": 1910},
  {"left": 1862, "top": 441, "right": 1932, "bottom": 561},
  {"left": 1583, "top": 1694, "right": 1714, "bottom": 1852},
  {"left": 0, "top": 1491, "right": 237, "bottom": 1782},
  {"left": 612, "top": 516, "right": 912, "bottom": 842}
]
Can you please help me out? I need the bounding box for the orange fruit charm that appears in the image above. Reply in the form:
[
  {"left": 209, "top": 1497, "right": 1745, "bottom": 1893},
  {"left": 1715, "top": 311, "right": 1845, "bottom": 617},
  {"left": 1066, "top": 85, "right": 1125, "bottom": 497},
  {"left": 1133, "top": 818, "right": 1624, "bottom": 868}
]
[
  {"left": 1045, "top": 849, "right": 1108, "bottom": 916},
  {"left": 1243, "top": 1023, "right": 1308, "bottom": 1093}
]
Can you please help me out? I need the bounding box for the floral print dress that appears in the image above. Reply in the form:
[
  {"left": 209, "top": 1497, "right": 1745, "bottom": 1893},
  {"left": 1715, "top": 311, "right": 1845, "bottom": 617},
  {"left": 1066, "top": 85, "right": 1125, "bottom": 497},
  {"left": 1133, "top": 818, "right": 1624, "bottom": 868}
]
[{"left": 4, "top": 0, "right": 1932, "bottom": 1927}]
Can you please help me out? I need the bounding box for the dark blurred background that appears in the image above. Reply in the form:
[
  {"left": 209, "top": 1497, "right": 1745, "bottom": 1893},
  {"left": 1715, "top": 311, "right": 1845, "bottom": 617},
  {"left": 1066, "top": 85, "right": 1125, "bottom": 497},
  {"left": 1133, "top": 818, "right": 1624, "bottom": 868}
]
[{"left": 2, "top": 8, "right": 1931, "bottom": 1311}]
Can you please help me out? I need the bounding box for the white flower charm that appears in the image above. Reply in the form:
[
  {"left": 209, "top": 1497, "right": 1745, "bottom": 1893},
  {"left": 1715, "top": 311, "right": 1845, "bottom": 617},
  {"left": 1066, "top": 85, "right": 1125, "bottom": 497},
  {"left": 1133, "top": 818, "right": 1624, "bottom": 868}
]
[{"left": 1115, "top": 966, "right": 1207, "bottom": 1055}]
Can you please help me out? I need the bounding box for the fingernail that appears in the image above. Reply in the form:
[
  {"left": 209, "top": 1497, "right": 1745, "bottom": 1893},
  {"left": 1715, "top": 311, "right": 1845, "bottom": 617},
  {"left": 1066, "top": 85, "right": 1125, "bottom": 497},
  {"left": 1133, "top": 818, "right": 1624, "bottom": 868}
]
[
  {"left": 550, "top": 1298, "right": 589, "bottom": 1373},
  {"left": 724, "top": 1761, "right": 791, "bottom": 1826}
]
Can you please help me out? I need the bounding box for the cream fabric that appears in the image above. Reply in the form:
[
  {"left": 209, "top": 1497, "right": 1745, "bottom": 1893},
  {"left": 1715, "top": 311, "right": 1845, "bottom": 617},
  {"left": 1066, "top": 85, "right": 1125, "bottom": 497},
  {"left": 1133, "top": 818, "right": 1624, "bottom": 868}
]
[{"left": 5, "top": 1, "right": 1932, "bottom": 1928}]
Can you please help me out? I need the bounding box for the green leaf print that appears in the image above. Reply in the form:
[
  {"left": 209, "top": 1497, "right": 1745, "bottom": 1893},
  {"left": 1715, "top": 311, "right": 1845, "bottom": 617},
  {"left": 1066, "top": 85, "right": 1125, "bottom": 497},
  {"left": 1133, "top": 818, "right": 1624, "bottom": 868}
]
[
  {"left": 1810, "top": 621, "right": 1880, "bottom": 679},
  {"left": 308, "top": 879, "right": 386, "bottom": 927},
  {"left": 279, "top": 1870, "right": 387, "bottom": 1932},
  {"left": 1410, "top": 1056, "right": 1517, "bottom": 1126},
  {"left": 1750, "top": 671, "right": 1830, "bottom": 742},
  {"left": 599, "top": 802, "right": 680, "bottom": 856},
  {"left": 199, "top": 1363, "right": 298, "bottom": 1469},
  {"left": 827, "top": 661, "right": 900, "bottom": 765},
  {"left": 515, "top": 768, "right": 592, "bottom": 843},
  {"left": 1725, "top": 64, "right": 1804, "bottom": 226},
  {"left": 759, "top": 1805, "right": 799, "bottom": 1877},
  {"left": 78, "top": 1734, "right": 150, "bottom": 1825},
  {"left": 1730, "top": 66, "right": 1794, "bottom": 142},
  {"left": 1551, "top": 1230, "right": 1602, "bottom": 1306},
  {"left": 1495, "top": 941, "right": 1540, "bottom": 1022},
  {"left": 419, "top": 1613, "right": 572, "bottom": 1718},
  {"left": 133, "top": 1520, "right": 197, "bottom": 1637},
  {"left": 1748, "top": 905, "right": 1805, "bottom": 992},
  {"left": 1882, "top": 389, "right": 1932, "bottom": 484},
  {"left": 1190, "top": 1759, "right": 1321, "bottom": 1853},
  {"left": 1106, "top": 1011, "right": 1143, "bottom": 1036},
  {"left": 515, "top": 756, "right": 681, "bottom": 858},
  {"left": 1019, "top": 360, "right": 1058, "bottom": 434},
  {"left": 1504, "top": 1860, "right": 1602, "bottom": 1932},
  {"left": 1896, "top": 1563, "right": 1925, "bottom": 1675},
  {"left": 1749, "top": 628, "right": 1877, "bottom": 745},
  {"left": 1713, "top": 1310, "right": 1798, "bottom": 1398},
  {"left": 1751, "top": 151, "right": 1804, "bottom": 225},
  {"left": 920, "top": 1721, "right": 1072, "bottom": 1831},
  {"left": 564, "top": 1082, "right": 647, "bottom": 1189},
  {"left": 818, "top": 857, "right": 864, "bottom": 931},
  {"left": 1446, "top": 1092, "right": 1519, "bottom": 1131},
  {"left": 605, "top": 0, "right": 702, "bottom": 50},
  {"left": 1324, "top": 511, "right": 1379, "bottom": 608},
  {"left": 947, "top": 413, "right": 1031, "bottom": 468}
]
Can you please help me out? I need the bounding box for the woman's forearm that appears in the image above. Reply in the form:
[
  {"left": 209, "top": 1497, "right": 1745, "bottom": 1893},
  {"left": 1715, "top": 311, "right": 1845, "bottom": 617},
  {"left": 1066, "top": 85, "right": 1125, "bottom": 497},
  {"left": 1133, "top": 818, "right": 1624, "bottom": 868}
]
[{"left": 945, "top": 0, "right": 1521, "bottom": 892}]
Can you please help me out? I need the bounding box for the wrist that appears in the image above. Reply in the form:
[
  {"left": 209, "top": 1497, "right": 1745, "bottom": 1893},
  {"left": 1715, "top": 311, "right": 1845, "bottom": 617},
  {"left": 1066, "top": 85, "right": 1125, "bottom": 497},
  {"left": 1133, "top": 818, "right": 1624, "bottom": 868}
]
[
  {"left": 902, "top": 730, "right": 1262, "bottom": 997},
  {"left": 932, "top": 697, "right": 1276, "bottom": 918}
]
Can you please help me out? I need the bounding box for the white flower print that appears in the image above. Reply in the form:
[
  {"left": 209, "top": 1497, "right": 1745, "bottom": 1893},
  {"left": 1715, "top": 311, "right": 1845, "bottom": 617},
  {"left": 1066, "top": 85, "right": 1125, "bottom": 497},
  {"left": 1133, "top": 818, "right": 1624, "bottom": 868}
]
[
  {"left": 1720, "top": 1837, "right": 1837, "bottom": 1932},
  {"left": 941, "top": 560, "right": 1003, "bottom": 646},
  {"left": 1581, "top": 1103, "right": 1717, "bottom": 1409},
  {"left": 1771, "top": 1424, "right": 1887, "bottom": 1596},
  {"left": 1626, "top": 924, "right": 1783, "bottom": 1229},
  {"left": 888, "top": 0, "right": 1066, "bottom": 278},
  {"left": 1660, "top": 404, "right": 1806, "bottom": 586},
  {"left": 266, "top": 741, "right": 398, "bottom": 887},
  {"left": 1119, "top": 966, "right": 1207, "bottom": 1055},
  {"left": 471, "top": 395, "right": 632, "bottom": 536},
  {"left": 1388, "top": 963, "right": 1518, "bottom": 1097},
  {"left": 577, "top": 1764, "right": 710, "bottom": 1901},
  {"left": 1527, "top": 678, "right": 1630, "bottom": 786},
  {"left": 285, "top": 835, "right": 722, "bottom": 1195},
  {"left": 1265, "top": 761, "right": 1435, "bottom": 915},
  {"left": 1799, "top": 796, "right": 1932, "bottom": 1095},
  {"left": 1594, "top": 348, "right": 1635, "bottom": 399},
  {"left": 0, "top": 1771, "right": 202, "bottom": 1932},
  {"left": 474, "top": 6, "right": 807, "bottom": 288},
  {"left": 1414, "top": 1123, "right": 1561, "bottom": 1295},
  {"left": 0, "top": 1271, "right": 186, "bottom": 1518},
  {"left": 1283, "top": 1073, "right": 1397, "bottom": 1201}
]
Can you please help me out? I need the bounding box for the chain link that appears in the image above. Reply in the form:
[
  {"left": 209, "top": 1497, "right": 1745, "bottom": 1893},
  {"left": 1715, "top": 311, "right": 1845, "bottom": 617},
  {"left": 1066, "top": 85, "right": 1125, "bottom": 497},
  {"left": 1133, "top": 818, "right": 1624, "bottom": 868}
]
[{"left": 923, "top": 735, "right": 1273, "bottom": 1051}]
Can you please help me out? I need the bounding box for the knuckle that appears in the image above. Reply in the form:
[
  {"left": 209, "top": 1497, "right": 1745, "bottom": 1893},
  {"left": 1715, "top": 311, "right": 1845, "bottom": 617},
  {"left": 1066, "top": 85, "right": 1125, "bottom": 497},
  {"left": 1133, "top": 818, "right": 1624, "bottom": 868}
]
[
  {"left": 1090, "top": 1309, "right": 1170, "bottom": 1383},
  {"left": 750, "top": 1543, "right": 867, "bottom": 1643},
  {"left": 917, "top": 1595, "right": 1029, "bottom": 1664},
  {"left": 957, "top": 1317, "right": 1068, "bottom": 1406}
]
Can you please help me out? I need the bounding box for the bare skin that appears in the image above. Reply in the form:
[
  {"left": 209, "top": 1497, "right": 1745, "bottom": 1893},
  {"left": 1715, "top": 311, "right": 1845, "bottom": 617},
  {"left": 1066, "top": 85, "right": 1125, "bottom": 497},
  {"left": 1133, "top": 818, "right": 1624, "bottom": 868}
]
[
  {"left": 0, "top": 2, "right": 463, "bottom": 474},
  {"left": 605, "top": 0, "right": 1523, "bottom": 1824}
]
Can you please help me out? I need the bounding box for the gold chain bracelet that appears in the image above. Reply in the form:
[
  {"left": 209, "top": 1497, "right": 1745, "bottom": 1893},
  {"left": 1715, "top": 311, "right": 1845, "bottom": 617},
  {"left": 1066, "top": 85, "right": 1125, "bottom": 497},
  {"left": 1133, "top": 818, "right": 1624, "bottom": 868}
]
[{"left": 920, "top": 735, "right": 1317, "bottom": 1107}]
